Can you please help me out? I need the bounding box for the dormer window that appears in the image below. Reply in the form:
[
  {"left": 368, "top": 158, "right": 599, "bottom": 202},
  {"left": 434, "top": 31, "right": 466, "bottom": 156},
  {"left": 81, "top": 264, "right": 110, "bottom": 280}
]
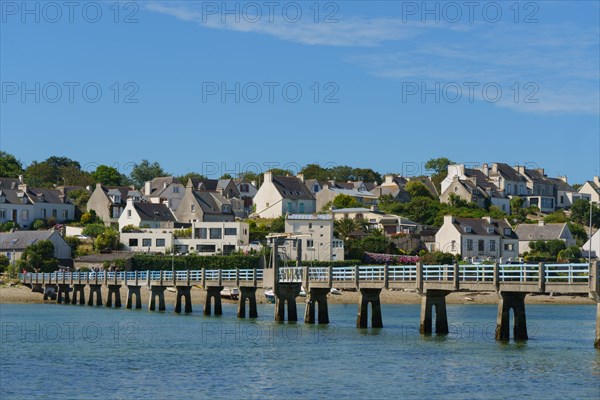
[
  {"left": 504, "top": 228, "right": 512, "bottom": 236},
  {"left": 487, "top": 227, "right": 495, "bottom": 234},
  {"left": 0, "top": 196, "right": 4, "bottom": 203},
  {"left": 173, "top": 186, "right": 180, "bottom": 194},
  {"left": 463, "top": 226, "right": 472, "bottom": 233}
]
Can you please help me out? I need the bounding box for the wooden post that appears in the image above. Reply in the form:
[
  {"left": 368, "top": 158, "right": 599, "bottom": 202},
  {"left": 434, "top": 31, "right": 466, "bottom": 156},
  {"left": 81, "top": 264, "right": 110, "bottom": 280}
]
[
  {"left": 538, "top": 262, "right": 546, "bottom": 293},
  {"left": 493, "top": 262, "right": 500, "bottom": 291},
  {"left": 453, "top": 262, "right": 460, "bottom": 290},
  {"left": 416, "top": 261, "right": 423, "bottom": 294}
]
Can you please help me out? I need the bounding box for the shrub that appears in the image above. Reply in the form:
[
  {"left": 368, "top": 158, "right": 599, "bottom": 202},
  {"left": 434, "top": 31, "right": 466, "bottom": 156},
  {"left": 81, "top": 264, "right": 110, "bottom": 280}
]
[
  {"left": 82, "top": 223, "right": 107, "bottom": 238},
  {"left": 420, "top": 251, "right": 455, "bottom": 265},
  {"left": 122, "top": 224, "right": 140, "bottom": 233},
  {"left": 32, "top": 219, "right": 47, "bottom": 230}
]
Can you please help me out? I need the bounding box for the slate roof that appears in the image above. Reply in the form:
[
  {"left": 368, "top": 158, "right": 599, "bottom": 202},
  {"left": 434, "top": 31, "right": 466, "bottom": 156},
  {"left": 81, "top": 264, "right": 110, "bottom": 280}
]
[
  {"left": 514, "top": 223, "right": 568, "bottom": 241},
  {"left": 287, "top": 214, "right": 332, "bottom": 220},
  {"left": 133, "top": 202, "right": 176, "bottom": 222},
  {"left": 451, "top": 217, "right": 517, "bottom": 239},
  {"left": 0, "top": 177, "right": 20, "bottom": 190},
  {"left": 192, "top": 191, "right": 234, "bottom": 215},
  {"left": 0, "top": 187, "right": 71, "bottom": 205},
  {"left": 147, "top": 176, "right": 180, "bottom": 196},
  {"left": 547, "top": 178, "right": 575, "bottom": 192},
  {"left": 0, "top": 231, "right": 56, "bottom": 250},
  {"left": 272, "top": 176, "right": 314, "bottom": 200},
  {"left": 101, "top": 185, "right": 137, "bottom": 206},
  {"left": 491, "top": 163, "right": 526, "bottom": 182},
  {"left": 524, "top": 168, "right": 552, "bottom": 185}
]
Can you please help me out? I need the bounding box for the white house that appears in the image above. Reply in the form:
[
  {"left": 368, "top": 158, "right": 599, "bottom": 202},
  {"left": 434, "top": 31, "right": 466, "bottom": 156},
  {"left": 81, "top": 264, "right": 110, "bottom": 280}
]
[
  {"left": 233, "top": 179, "right": 258, "bottom": 210},
  {"left": 0, "top": 230, "right": 72, "bottom": 263},
  {"left": 253, "top": 172, "right": 316, "bottom": 218},
  {"left": 276, "top": 214, "right": 344, "bottom": 262},
  {"left": 0, "top": 180, "right": 75, "bottom": 229},
  {"left": 120, "top": 221, "right": 249, "bottom": 255},
  {"left": 548, "top": 177, "right": 586, "bottom": 209},
  {"left": 582, "top": 229, "right": 599, "bottom": 259},
  {"left": 514, "top": 222, "right": 576, "bottom": 255},
  {"left": 579, "top": 177, "right": 600, "bottom": 204},
  {"left": 87, "top": 183, "right": 143, "bottom": 225},
  {"left": 331, "top": 207, "right": 420, "bottom": 235},
  {"left": 143, "top": 176, "right": 185, "bottom": 210},
  {"left": 434, "top": 216, "right": 519, "bottom": 262},
  {"left": 119, "top": 199, "right": 177, "bottom": 231}
]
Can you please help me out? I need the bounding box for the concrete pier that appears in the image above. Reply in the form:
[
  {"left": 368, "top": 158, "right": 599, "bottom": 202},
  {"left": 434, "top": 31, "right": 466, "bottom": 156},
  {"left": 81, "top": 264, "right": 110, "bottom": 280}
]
[
  {"left": 43, "top": 284, "right": 56, "bottom": 301},
  {"left": 595, "top": 302, "right": 600, "bottom": 349},
  {"left": 204, "top": 286, "right": 223, "bottom": 316},
  {"left": 88, "top": 284, "right": 103, "bottom": 306},
  {"left": 56, "top": 284, "right": 71, "bottom": 304},
  {"left": 237, "top": 287, "right": 258, "bottom": 318},
  {"left": 356, "top": 288, "right": 383, "bottom": 328},
  {"left": 175, "top": 286, "right": 192, "bottom": 314},
  {"left": 420, "top": 290, "right": 450, "bottom": 335},
  {"left": 126, "top": 286, "right": 142, "bottom": 309},
  {"left": 275, "top": 283, "right": 301, "bottom": 322},
  {"left": 148, "top": 286, "right": 166, "bottom": 311},
  {"left": 71, "top": 284, "right": 86, "bottom": 305},
  {"left": 304, "top": 288, "right": 330, "bottom": 324},
  {"left": 495, "top": 291, "right": 528, "bottom": 341},
  {"left": 106, "top": 284, "right": 122, "bottom": 308},
  {"left": 31, "top": 284, "right": 43, "bottom": 294}
]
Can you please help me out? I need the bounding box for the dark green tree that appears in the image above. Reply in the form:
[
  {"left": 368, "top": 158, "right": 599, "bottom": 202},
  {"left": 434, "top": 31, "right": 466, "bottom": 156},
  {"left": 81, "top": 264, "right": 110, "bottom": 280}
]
[
  {"left": 425, "top": 157, "right": 454, "bottom": 192},
  {"left": 92, "top": 165, "right": 126, "bottom": 186},
  {"left": 0, "top": 151, "right": 23, "bottom": 177},
  {"left": 20, "top": 240, "right": 58, "bottom": 272},
  {"left": 130, "top": 160, "right": 168, "bottom": 188}
]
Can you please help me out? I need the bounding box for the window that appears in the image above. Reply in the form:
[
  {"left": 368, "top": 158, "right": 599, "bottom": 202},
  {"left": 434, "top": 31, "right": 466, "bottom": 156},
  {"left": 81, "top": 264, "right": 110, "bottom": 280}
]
[
  {"left": 114, "top": 195, "right": 121, "bottom": 203},
  {"left": 504, "top": 243, "right": 514, "bottom": 251},
  {"left": 41, "top": 209, "right": 47, "bottom": 218},
  {"left": 191, "top": 205, "right": 196, "bottom": 213},
  {"left": 478, "top": 240, "right": 485, "bottom": 252},
  {"left": 142, "top": 239, "right": 151, "bottom": 247},
  {"left": 287, "top": 202, "right": 292, "bottom": 212},
  {"left": 466, "top": 239, "right": 473, "bottom": 251},
  {"left": 52, "top": 209, "right": 57, "bottom": 218},
  {"left": 173, "top": 186, "right": 180, "bottom": 194},
  {"left": 21, "top": 210, "right": 29, "bottom": 220},
  {"left": 223, "top": 245, "right": 236, "bottom": 255},
  {"left": 197, "top": 228, "right": 207, "bottom": 239},
  {"left": 307, "top": 240, "right": 314, "bottom": 248},
  {"left": 129, "top": 238, "right": 138, "bottom": 246},
  {"left": 299, "top": 203, "right": 304, "bottom": 213},
  {"left": 308, "top": 223, "right": 312, "bottom": 229},
  {"left": 224, "top": 228, "right": 237, "bottom": 236},
  {"left": 197, "top": 244, "right": 216, "bottom": 253},
  {"left": 127, "top": 210, "right": 132, "bottom": 218},
  {"left": 62, "top": 210, "right": 68, "bottom": 219},
  {"left": 156, "top": 239, "right": 166, "bottom": 247},
  {"left": 489, "top": 240, "right": 496, "bottom": 252},
  {"left": 210, "top": 228, "right": 222, "bottom": 239},
  {"left": 504, "top": 228, "right": 512, "bottom": 236},
  {"left": 507, "top": 183, "right": 512, "bottom": 194},
  {"left": 313, "top": 184, "right": 319, "bottom": 193},
  {"left": 240, "top": 184, "right": 249, "bottom": 192},
  {"left": 451, "top": 240, "right": 456, "bottom": 251},
  {"left": 0, "top": 209, "right": 5, "bottom": 219}
]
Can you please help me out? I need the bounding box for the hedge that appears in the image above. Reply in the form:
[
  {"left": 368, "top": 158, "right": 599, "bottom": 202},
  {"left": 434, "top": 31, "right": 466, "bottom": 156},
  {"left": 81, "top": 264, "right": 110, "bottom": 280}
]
[{"left": 131, "top": 254, "right": 261, "bottom": 271}]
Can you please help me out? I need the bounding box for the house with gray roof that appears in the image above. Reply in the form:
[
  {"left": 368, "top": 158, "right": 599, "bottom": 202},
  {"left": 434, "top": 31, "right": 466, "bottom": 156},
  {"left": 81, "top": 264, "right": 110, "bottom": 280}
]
[
  {"left": 279, "top": 213, "right": 344, "bottom": 261},
  {"left": 548, "top": 177, "right": 583, "bottom": 209},
  {"left": 143, "top": 176, "right": 185, "bottom": 211},
  {"left": 86, "top": 183, "right": 143, "bottom": 225},
  {"left": 118, "top": 199, "right": 177, "bottom": 231},
  {"left": 0, "top": 177, "right": 75, "bottom": 229},
  {"left": 514, "top": 221, "right": 576, "bottom": 255},
  {"left": 578, "top": 176, "right": 600, "bottom": 204},
  {"left": 252, "top": 172, "right": 316, "bottom": 218},
  {"left": 371, "top": 175, "right": 411, "bottom": 204},
  {"left": 0, "top": 230, "right": 72, "bottom": 265},
  {"left": 435, "top": 216, "right": 519, "bottom": 262},
  {"left": 316, "top": 186, "right": 378, "bottom": 211},
  {"left": 174, "top": 182, "right": 235, "bottom": 223}
]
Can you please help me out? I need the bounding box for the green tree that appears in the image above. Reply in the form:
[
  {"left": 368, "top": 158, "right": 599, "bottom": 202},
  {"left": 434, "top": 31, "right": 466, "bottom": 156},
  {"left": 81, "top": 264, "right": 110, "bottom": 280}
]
[
  {"left": 0, "top": 151, "right": 24, "bottom": 177},
  {"left": 270, "top": 216, "right": 285, "bottom": 233},
  {"left": 24, "top": 156, "right": 91, "bottom": 187},
  {"left": 20, "top": 240, "right": 58, "bottom": 272},
  {"left": 425, "top": 157, "right": 454, "bottom": 192},
  {"left": 300, "top": 164, "right": 330, "bottom": 181},
  {"left": 544, "top": 210, "right": 568, "bottom": 223},
  {"left": 94, "top": 229, "right": 119, "bottom": 251},
  {"left": 405, "top": 196, "right": 441, "bottom": 226},
  {"left": 92, "top": 165, "right": 126, "bottom": 186},
  {"left": 220, "top": 173, "right": 233, "bottom": 179},
  {"left": 406, "top": 181, "right": 434, "bottom": 199},
  {"left": 567, "top": 222, "right": 588, "bottom": 247},
  {"left": 32, "top": 219, "right": 47, "bottom": 230},
  {"left": 334, "top": 218, "right": 364, "bottom": 239},
  {"left": 0, "top": 254, "right": 9, "bottom": 273},
  {"left": 329, "top": 165, "right": 353, "bottom": 181},
  {"left": 350, "top": 168, "right": 382, "bottom": 183},
  {"left": 82, "top": 223, "right": 107, "bottom": 238},
  {"left": 332, "top": 194, "right": 362, "bottom": 209},
  {"left": 130, "top": 160, "right": 168, "bottom": 188},
  {"left": 177, "top": 172, "right": 207, "bottom": 185},
  {"left": 570, "top": 199, "right": 600, "bottom": 228},
  {"left": 80, "top": 210, "right": 98, "bottom": 225},
  {"left": 68, "top": 189, "right": 91, "bottom": 215}
]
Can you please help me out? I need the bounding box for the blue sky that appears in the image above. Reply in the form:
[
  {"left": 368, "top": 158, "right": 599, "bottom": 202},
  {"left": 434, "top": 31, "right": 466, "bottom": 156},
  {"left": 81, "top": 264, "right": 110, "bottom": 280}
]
[{"left": 1, "top": 0, "right": 599, "bottom": 183}]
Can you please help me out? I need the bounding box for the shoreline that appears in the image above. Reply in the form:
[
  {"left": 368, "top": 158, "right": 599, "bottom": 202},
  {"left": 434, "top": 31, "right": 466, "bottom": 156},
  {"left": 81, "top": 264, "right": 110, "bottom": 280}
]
[{"left": 0, "top": 284, "right": 594, "bottom": 306}]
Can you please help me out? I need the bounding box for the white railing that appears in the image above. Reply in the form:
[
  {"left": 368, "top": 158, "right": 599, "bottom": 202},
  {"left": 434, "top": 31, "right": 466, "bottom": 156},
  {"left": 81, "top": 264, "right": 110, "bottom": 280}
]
[
  {"left": 389, "top": 265, "right": 417, "bottom": 281},
  {"left": 545, "top": 263, "right": 589, "bottom": 283}
]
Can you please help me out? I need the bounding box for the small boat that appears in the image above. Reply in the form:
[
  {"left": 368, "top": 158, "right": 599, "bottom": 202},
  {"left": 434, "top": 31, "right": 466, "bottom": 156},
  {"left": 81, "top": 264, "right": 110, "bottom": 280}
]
[
  {"left": 299, "top": 286, "right": 307, "bottom": 297},
  {"left": 330, "top": 287, "right": 341, "bottom": 295},
  {"left": 220, "top": 287, "right": 239, "bottom": 300},
  {"left": 264, "top": 290, "right": 275, "bottom": 303},
  {"left": 166, "top": 287, "right": 176, "bottom": 293}
]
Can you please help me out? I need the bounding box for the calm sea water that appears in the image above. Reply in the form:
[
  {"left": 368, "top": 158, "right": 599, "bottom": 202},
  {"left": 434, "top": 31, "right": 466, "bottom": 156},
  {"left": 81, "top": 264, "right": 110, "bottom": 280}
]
[{"left": 1, "top": 302, "right": 599, "bottom": 399}]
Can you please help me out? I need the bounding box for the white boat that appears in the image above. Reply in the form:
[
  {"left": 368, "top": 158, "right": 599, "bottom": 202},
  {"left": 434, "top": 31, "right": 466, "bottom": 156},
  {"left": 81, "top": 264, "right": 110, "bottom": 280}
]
[
  {"left": 166, "top": 287, "right": 176, "bottom": 293},
  {"left": 299, "top": 286, "right": 307, "bottom": 297},
  {"left": 330, "top": 287, "right": 341, "bottom": 295},
  {"left": 220, "top": 287, "right": 239, "bottom": 300},
  {"left": 264, "top": 290, "right": 275, "bottom": 303}
]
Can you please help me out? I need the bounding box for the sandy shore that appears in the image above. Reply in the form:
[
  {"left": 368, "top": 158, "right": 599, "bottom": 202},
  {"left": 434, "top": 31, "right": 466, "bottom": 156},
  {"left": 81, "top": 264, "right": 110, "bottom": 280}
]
[{"left": 0, "top": 283, "right": 594, "bottom": 306}]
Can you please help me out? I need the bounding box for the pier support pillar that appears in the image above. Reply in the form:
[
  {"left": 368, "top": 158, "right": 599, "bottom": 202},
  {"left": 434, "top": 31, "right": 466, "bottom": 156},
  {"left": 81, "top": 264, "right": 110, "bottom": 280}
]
[
  {"left": 31, "top": 284, "right": 44, "bottom": 294},
  {"left": 275, "top": 283, "right": 301, "bottom": 322},
  {"left": 238, "top": 287, "right": 258, "bottom": 318},
  {"left": 43, "top": 285, "right": 57, "bottom": 301},
  {"left": 204, "top": 286, "right": 223, "bottom": 316},
  {"left": 304, "top": 288, "right": 330, "bottom": 324},
  {"left": 175, "top": 286, "right": 193, "bottom": 313},
  {"left": 106, "top": 284, "right": 122, "bottom": 308},
  {"left": 356, "top": 288, "right": 383, "bottom": 328},
  {"left": 595, "top": 301, "right": 600, "bottom": 349},
  {"left": 148, "top": 286, "right": 166, "bottom": 311},
  {"left": 495, "top": 292, "right": 528, "bottom": 341},
  {"left": 126, "top": 286, "right": 142, "bottom": 309},
  {"left": 420, "top": 290, "right": 451, "bottom": 335},
  {"left": 56, "top": 284, "right": 71, "bottom": 304},
  {"left": 71, "top": 284, "right": 86, "bottom": 305},
  {"left": 88, "top": 284, "right": 103, "bottom": 306}
]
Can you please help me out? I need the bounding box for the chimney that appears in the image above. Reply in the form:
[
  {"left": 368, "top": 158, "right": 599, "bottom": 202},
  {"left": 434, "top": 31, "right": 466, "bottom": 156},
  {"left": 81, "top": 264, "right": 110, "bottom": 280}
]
[
  {"left": 296, "top": 173, "right": 305, "bottom": 183},
  {"left": 96, "top": 183, "right": 102, "bottom": 190},
  {"left": 18, "top": 174, "right": 24, "bottom": 184},
  {"left": 491, "top": 163, "right": 498, "bottom": 174},
  {"left": 18, "top": 183, "right": 27, "bottom": 193},
  {"left": 250, "top": 180, "right": 257, "bottom": 188},
  {"left": 384, "top": 175, "right": 394, "bottom": 185},
  {"left": 163, "top": 182, "right": 168, "bottom": 189},
  {"left": 594, "top": 176, "right": 600, "bottom": 186},
  {"left": 444, "top": 215, "right": 455, "bottom": 225},
  {"left": 536, "top": 168, "right": 545, "bottom": 176},
  {"left": 127, "top": 197, "right": 134, "bottom": 206},
  {"left": 516, "top": 165, "right": 526, "bottom": 175},
  {"left": 558, "top": 176, "right": 568, "bottom": 183},
  {"left": 483, "top": 216, "right": 493, "bottom": 224},
  {"left": 264, "top": 171, "right": 273, "bottom": 183},
  {"left": 481, "top": 163, "right": 489, "bottom": 177}
]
